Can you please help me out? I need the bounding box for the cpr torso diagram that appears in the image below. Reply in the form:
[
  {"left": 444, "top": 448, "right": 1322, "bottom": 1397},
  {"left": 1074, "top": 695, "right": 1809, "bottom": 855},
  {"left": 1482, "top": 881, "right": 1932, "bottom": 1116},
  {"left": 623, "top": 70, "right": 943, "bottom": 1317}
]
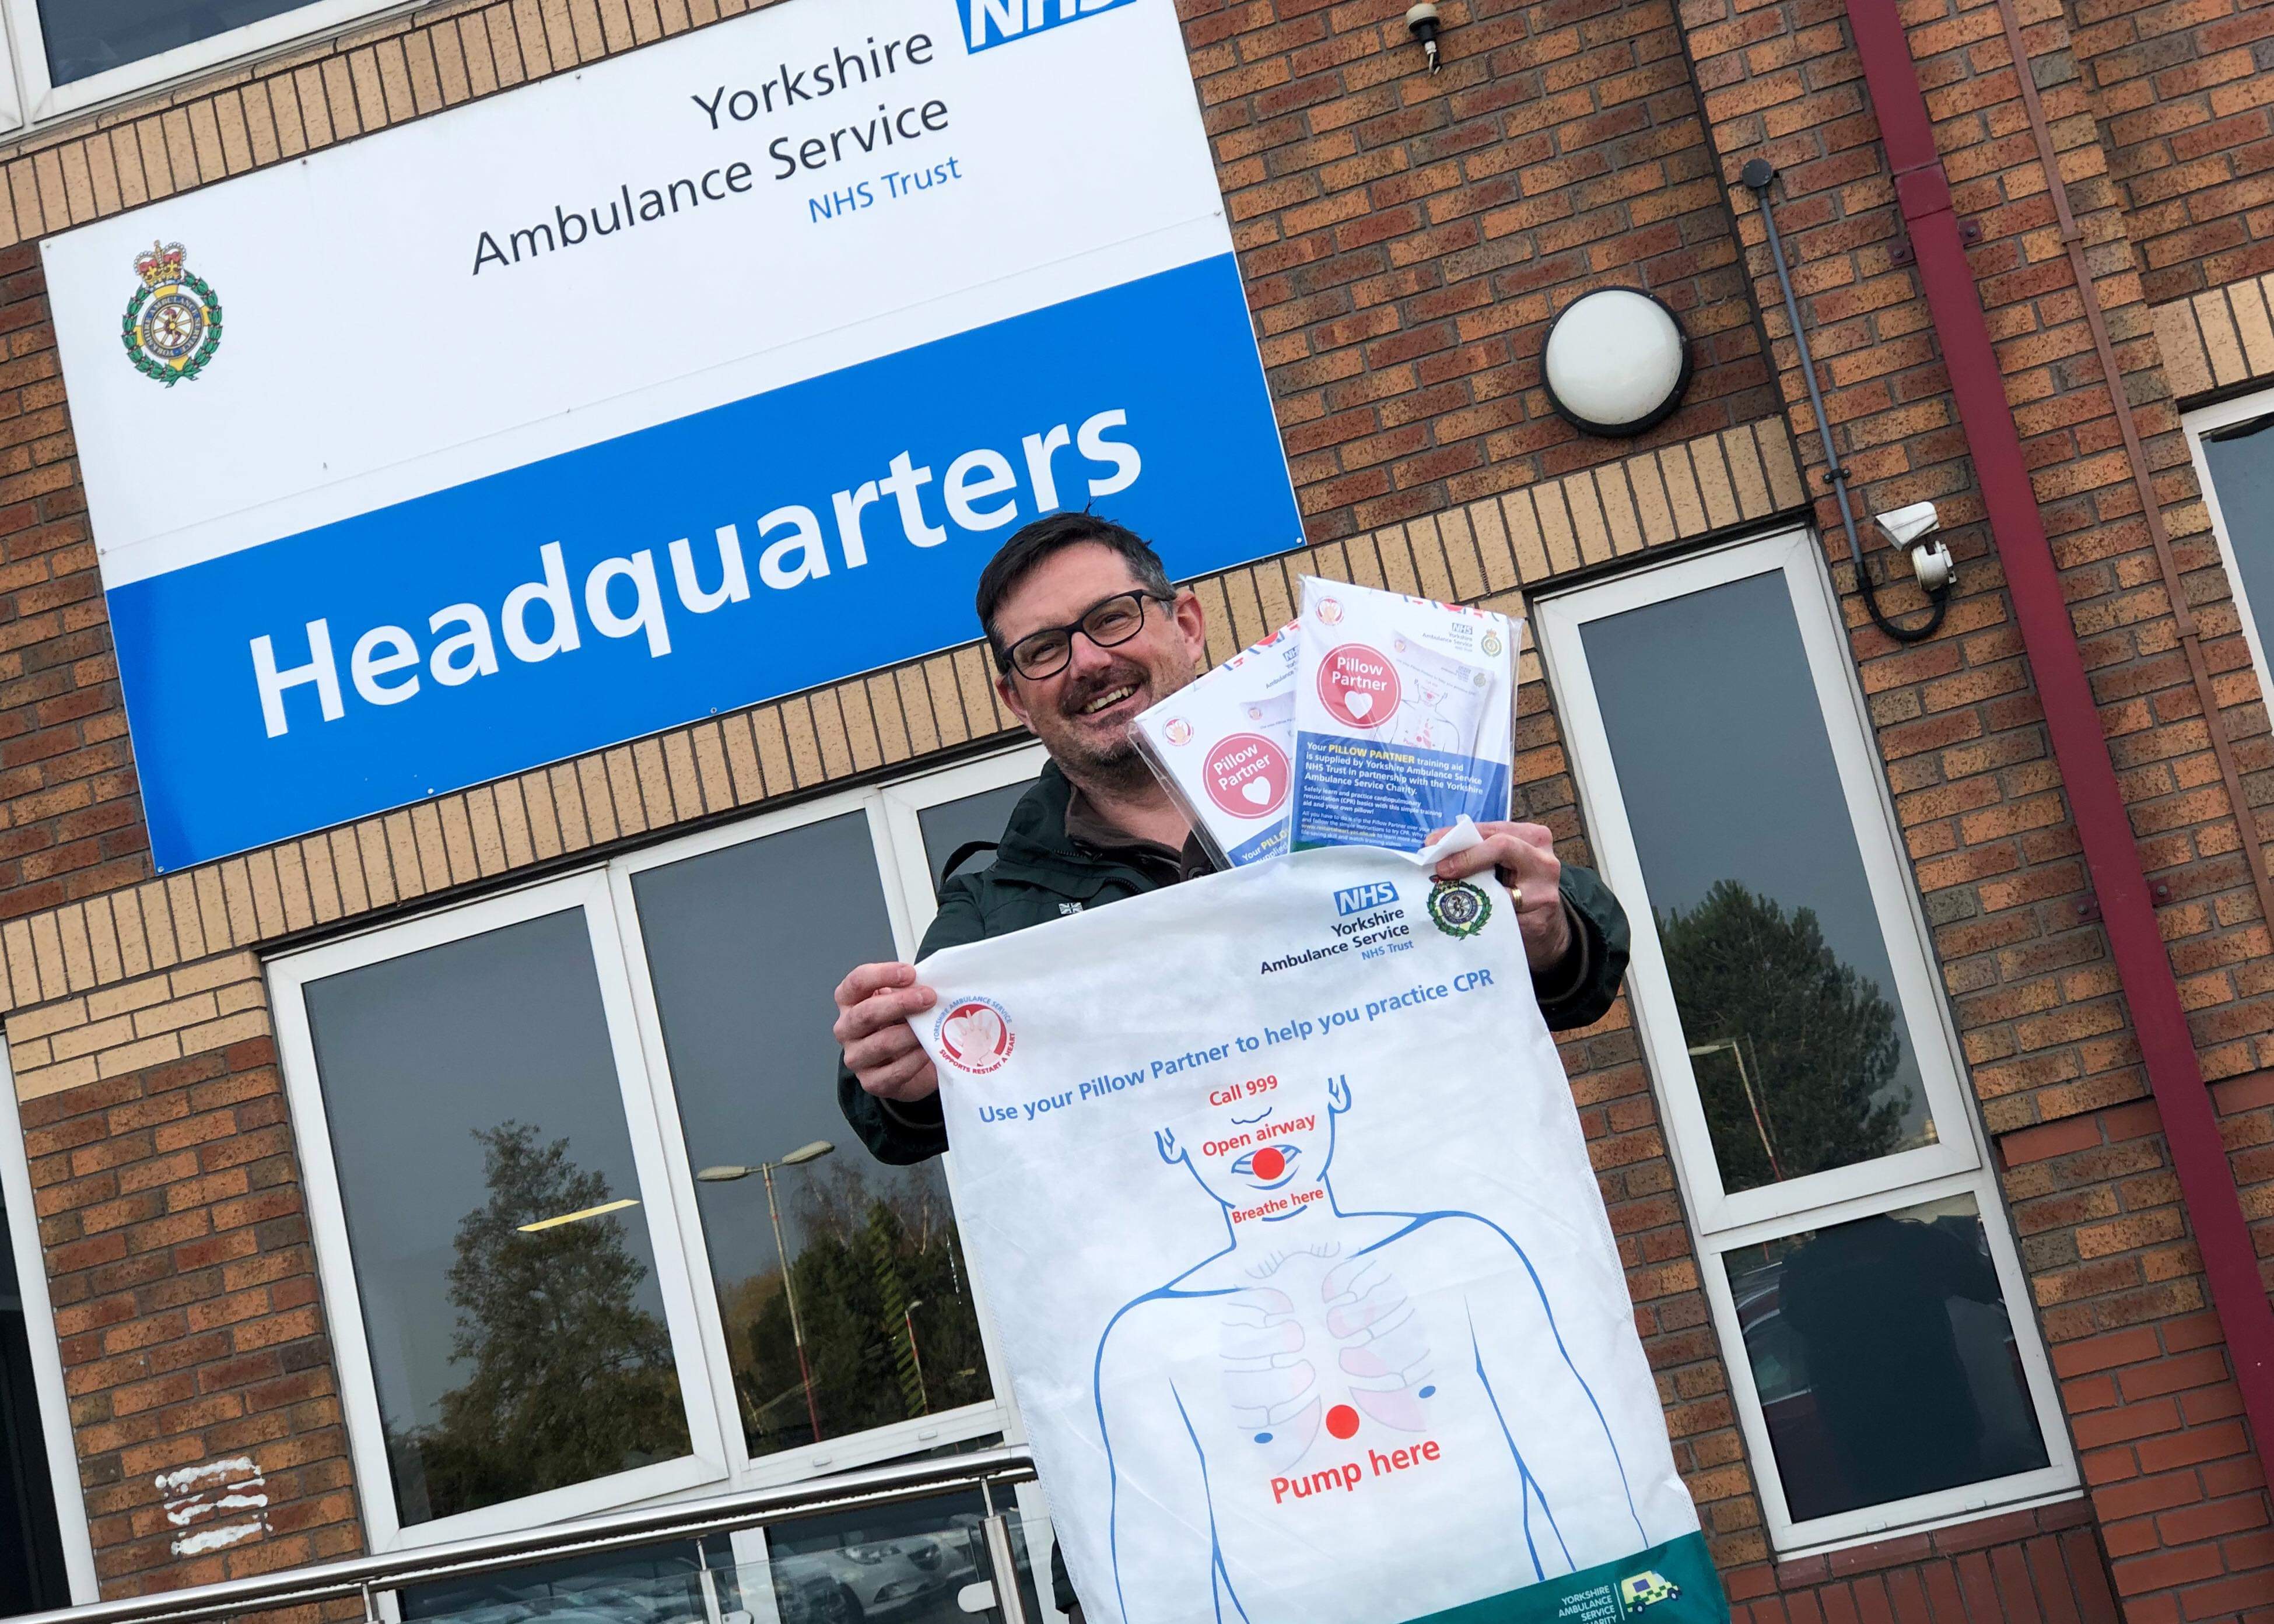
[{"left": 1094, "top": 1075, "right": 1647, "bottom": 1624}]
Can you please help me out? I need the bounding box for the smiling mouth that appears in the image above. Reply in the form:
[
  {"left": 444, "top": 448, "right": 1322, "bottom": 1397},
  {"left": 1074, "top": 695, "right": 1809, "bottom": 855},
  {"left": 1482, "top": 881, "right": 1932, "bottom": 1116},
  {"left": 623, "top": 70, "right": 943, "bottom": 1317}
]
[{"left": 1073, "top": 683, "right": 1141, "bottom": 718}]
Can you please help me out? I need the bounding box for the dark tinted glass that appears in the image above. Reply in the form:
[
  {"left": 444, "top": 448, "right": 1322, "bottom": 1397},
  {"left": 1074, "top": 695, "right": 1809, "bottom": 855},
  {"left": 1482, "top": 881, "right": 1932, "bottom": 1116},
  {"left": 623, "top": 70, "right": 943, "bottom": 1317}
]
[
  {"left": 1581, "top": 570, "right": 1935, "bottom": 1194},
  {"left": 632, "top": 815, "right": 991, "bottom": 1461},
  {"left": 401, "top": 1542, "right": 730, "bottom": 1624},
  {"left": 0, "top": 1196, "right": 68, "bottom": 1618},
  {"left": 40, "top": 0, "right": 317, "bottom": 85},
  {"left": 767, "top": 1486, "right": 1041, "bottom": 1624},
  {"left": 917, "top": 779, "right": 1036, "bottom": 892},
  {"left": 2203, "top": 415, "right": 2274, "bottom": 652},
  {"left": 303, "top": 910, "right": 691, "bottom": 1526},
  {"left": 1722, "top": 1195, "right": 2049, "bottom": 1520}
]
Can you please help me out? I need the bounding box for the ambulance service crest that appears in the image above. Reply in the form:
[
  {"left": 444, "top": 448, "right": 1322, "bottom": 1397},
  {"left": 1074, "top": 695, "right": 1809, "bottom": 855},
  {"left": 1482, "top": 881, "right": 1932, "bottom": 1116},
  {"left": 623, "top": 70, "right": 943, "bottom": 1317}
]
[
  {"left": 1427, "top": 878, "right": 1491, "bottom": 938},
  {"left": 120, "top": 241, "right": 222, "bottom": 385}
]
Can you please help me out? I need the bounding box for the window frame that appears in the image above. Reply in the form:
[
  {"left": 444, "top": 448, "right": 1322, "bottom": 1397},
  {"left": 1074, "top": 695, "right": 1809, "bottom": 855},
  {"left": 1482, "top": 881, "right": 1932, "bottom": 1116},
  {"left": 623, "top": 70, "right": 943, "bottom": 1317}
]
[
  {"left": 1534, "top": 527, "right": 2079, "bottom": 1555},
  {"left": 0, "top": 1051, "right": 97, "bottom": 1605},
  {"left": 2183, "top": 390, "right": 2274, "bottom": 706},
  {"left": 1536, "top": 528, "right": 1982, "bottom": 1233},
  {"left": 0, "top": 0, "right": 404, "bottom": 129},
  {"left": 272, "top": 744, "right": 1049, "bottom": 1552},
  {"left": 604, "top": 753, "right": 1045, "bottom": 1492},
  {"left": 877, "top": 747, "right": 1053, "bottom": 932},
  {"left": 270, "top": 867, "right": 737, "bottom": 1552}
]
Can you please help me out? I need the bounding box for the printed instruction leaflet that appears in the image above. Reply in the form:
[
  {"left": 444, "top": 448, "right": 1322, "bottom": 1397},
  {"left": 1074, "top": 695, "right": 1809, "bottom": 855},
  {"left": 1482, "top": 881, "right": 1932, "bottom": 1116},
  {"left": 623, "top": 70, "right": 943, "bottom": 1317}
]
[
  {"left": 1132, "top": 625, "right": 1300, "bottom": 868},
  {"left": 1292, "top": 579, "right": 1515, "bottom": 851},
  {"left": 916, "top": 847, "right": 1725, "bottom": 1624}
]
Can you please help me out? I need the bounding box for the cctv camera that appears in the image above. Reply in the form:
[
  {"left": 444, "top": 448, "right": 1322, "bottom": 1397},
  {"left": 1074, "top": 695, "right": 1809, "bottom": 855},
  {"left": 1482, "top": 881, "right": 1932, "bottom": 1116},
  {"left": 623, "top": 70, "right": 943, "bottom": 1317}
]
[
  {"left": 1406, "top": 3, "right": 1442, "bottom": 71},
  {"left": 1873, "top": 500, "right": 1940, "bottom": 549},
  {"left": 1872, "top": 501, "right": 1954, "bottom": 593}
]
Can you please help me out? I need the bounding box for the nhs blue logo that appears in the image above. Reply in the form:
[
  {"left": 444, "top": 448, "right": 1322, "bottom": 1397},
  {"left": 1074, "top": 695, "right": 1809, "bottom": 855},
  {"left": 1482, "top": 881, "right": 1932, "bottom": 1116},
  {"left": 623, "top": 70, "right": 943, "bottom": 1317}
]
[
  {"left": 1334, "top": 882, "right": 1400, "bottom": 916},
  {"left": 958, "top": 0, "right": 1134, "bottom": 53}
]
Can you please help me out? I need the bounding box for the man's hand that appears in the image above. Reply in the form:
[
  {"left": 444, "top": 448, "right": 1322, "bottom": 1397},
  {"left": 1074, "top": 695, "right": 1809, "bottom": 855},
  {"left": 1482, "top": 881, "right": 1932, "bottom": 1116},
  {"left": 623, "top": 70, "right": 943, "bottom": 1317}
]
[
  {"left": 1431, "top": 821, "right": 1571, "bottom": 971},
  {"left": 833, "top": 962, "right": 940, "bottom": 1103}
]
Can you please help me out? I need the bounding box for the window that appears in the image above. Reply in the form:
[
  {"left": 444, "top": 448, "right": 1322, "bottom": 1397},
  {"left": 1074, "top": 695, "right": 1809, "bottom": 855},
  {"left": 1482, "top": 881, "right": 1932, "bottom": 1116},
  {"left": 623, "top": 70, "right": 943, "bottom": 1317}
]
[
  {"left": 271, "top": 748, "right": 1047, "bottom": 1551},
  {"left": 1536, "top": 530, "right": 2076, "bottom": 1553},
  {"left": 0, "top": 1191, "right": 69, "bottom": 1616},
  {"left": 0, "top": 0, "right": 412, "bottom": 130},
  {"left": 0, "top": 1059, "right": 90, "bottom": 1612},
  {"left": 2187, "top": 394, "right": 2274, "bottom": 703}
]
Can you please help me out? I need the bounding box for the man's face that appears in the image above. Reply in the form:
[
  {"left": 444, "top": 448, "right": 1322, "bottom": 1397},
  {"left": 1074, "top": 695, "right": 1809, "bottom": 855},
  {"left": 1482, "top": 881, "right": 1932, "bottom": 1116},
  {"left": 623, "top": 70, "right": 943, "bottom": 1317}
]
[{"left": 991, "top": 543, "right": 1208, "bottom": 781}]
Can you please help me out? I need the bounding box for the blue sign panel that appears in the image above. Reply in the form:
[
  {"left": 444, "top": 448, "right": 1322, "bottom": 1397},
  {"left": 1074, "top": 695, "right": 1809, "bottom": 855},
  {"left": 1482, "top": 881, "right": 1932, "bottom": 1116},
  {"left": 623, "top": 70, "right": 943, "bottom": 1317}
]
[{"left": 110, "top": 255, "right": 1299, "bottom": 871}]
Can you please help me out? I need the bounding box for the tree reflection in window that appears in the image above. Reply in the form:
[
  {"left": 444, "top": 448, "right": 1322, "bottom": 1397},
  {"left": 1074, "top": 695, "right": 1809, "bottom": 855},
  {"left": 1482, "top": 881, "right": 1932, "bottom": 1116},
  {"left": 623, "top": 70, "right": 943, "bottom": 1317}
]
[
  {"left": 1658, "top": 881, "right": 1913, "bottom": 1192},
  {"left": 385, "top": 1123, "right": 687, "bottom": 1520},
  {"left": 721, "top": 1161, "right": 987, "bottom": 1454}
]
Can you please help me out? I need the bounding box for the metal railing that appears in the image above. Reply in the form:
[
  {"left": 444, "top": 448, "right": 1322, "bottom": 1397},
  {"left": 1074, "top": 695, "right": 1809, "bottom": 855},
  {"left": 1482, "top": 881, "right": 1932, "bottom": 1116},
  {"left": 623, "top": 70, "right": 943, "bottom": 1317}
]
[{"left": 13, "top": 1446, "right": 1041, "bottom": 1624}]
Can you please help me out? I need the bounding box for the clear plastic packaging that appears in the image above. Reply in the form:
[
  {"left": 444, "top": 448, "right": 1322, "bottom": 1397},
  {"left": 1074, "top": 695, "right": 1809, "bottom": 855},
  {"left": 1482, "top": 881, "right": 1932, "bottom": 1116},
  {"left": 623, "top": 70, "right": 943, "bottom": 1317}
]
[
  {"left": 1132, "top": 625, "right": 1300, "bottom": 867},
  {"left": 1291, "top": 577, "right": 1516, "bottom": 851}
]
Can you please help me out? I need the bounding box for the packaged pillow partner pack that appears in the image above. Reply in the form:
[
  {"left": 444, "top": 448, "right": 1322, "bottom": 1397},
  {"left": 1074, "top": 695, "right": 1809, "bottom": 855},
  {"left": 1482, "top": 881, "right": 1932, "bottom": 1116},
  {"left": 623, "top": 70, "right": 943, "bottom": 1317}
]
[
  {"left": 1292, "top": 578, "right": 1516, "bottom": 850},
  {"left": 1133, "top": 625, "right": 1300, "bottom": 867}
]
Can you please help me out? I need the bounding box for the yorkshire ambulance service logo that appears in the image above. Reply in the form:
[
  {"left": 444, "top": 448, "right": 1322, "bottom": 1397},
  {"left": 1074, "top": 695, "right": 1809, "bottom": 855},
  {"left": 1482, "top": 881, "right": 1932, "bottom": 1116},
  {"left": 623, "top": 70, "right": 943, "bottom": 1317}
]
[
  {"left": 935, "top": 997, "right": 1015, "bottom": 1075},
  {"left": 121, "top": 241, "right": 222, "bottom": 386},
  {"left": 1427, "top": 878, "right": 1491, "bottom": 938},
  {"left": 1481, "top": 630, "right": 1504, "bottom": 657}
]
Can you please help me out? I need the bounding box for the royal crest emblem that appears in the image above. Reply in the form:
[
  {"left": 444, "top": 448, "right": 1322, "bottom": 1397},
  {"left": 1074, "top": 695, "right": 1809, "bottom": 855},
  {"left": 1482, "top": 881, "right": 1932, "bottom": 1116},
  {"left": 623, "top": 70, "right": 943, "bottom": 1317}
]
[{"left": 121, "top": 241, "right": 222, "bottom": 385}]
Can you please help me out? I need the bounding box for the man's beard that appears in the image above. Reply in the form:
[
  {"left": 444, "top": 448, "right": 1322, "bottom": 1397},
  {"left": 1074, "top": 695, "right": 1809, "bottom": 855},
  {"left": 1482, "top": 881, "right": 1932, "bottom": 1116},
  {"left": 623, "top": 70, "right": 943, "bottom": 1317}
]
[{"left": 1042, "top": 655, "right": 1194, "bottom": 794}]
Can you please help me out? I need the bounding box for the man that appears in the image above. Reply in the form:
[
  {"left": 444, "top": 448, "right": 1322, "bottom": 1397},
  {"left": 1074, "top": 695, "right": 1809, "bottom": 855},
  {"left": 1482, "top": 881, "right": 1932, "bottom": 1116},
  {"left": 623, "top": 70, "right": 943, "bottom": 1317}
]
[{"left": 830, "top": 512, "right": 1631, "bottom": 1615}]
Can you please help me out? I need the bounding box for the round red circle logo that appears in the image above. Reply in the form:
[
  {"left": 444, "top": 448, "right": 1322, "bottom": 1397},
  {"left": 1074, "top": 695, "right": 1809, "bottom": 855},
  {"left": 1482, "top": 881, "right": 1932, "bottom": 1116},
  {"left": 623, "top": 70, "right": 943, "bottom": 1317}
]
[
  {"left": 936, "top": 998, "right": 1014, "bottom": 1075},
  {"left": 1316, "top": 643, "right": 1400, "bottom": 729},
  {"left": 1202, "top": 731, "right": 1290, "bottom": 820}
]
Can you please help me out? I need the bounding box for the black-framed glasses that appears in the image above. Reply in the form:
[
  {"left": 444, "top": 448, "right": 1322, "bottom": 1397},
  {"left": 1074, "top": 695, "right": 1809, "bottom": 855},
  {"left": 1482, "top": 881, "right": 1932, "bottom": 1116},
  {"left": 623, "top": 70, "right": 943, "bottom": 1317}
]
[{"left": 999, "top": 590, "right": 1173, "bottom": 680}]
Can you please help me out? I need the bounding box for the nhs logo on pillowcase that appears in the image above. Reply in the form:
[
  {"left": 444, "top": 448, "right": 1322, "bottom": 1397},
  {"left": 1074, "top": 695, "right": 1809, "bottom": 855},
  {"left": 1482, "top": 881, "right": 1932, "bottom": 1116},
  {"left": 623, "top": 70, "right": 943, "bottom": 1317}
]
[
  {"left": 1334, "top": 882, "right": 1400, "bottom": 917},
  {"left": 959, "top": 0, "right": 1134, "bottom": 52}
]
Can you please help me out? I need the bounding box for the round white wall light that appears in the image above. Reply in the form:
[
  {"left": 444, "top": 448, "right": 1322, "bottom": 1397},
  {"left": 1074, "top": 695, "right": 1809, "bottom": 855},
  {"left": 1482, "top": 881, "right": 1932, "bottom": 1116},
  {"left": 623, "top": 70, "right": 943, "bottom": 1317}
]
[{"left": 1541, "top": 287, "right": 1693, "bottom": 437}]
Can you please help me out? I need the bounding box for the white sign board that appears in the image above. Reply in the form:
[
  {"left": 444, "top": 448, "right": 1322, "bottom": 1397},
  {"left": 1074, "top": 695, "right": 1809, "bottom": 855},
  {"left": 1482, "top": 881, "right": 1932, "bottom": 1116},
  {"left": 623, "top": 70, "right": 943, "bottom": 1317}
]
[
  {"left": 914, "top": 849, "right": 1726, "bottom": 1624},
  {"left": 45, "top": 0, "right": 1298, "bottom": 870}
]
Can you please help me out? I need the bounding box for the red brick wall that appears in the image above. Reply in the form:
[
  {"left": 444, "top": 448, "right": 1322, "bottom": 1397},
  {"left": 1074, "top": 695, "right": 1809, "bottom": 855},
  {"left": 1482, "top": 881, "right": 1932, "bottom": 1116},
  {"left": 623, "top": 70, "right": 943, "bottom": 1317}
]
[
  {"left": 1726, "top": 1500, "right": 2123, "bottom": 1624},
  {"left": 1193, "top": 0, "right": 1782, "bottom": 539},
  {"left": 2060, "top": 0, "right": 2274, "bottom": 307},
  {"left": 21, "top": 1025, "right": 362, "bottom": 1591},
  {"left": 0, "top": 244, "right": 146, "bottom": 923}
]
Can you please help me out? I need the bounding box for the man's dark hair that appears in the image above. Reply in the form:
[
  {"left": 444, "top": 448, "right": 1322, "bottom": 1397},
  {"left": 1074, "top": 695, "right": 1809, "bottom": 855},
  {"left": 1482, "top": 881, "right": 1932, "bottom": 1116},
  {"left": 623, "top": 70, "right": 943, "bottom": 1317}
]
[{"left": 975, "top": 513, "right": 1175, "bottom": 672}]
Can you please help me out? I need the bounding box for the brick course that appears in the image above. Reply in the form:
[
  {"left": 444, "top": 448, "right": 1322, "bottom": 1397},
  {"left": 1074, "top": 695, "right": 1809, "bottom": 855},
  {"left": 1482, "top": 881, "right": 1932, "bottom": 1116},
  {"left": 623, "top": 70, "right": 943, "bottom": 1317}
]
[{"left": 20, "top": 1022, "right": 360, "bottom": 1591}]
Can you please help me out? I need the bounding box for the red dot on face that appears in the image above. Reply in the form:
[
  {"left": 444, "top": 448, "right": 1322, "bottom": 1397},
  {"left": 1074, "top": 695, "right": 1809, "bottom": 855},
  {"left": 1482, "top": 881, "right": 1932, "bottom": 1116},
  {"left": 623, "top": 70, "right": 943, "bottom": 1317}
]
[
  {"left": 1252, "top": 1147, "right": 1285, "bottom": 1180},
  {"left": 1326, "top": 1404, "right": 1360, "bottom": 1440}
]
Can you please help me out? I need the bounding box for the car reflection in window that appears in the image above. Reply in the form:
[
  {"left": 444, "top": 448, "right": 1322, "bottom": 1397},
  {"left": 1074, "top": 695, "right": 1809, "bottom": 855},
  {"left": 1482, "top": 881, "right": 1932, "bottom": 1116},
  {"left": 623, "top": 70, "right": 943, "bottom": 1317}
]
[
  {"left": 773, "top": 1517, "right": 984, "bottom": 1624},
  {"left": 768, "top": 1489, "right": 1040, "bottom": 1624}
]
